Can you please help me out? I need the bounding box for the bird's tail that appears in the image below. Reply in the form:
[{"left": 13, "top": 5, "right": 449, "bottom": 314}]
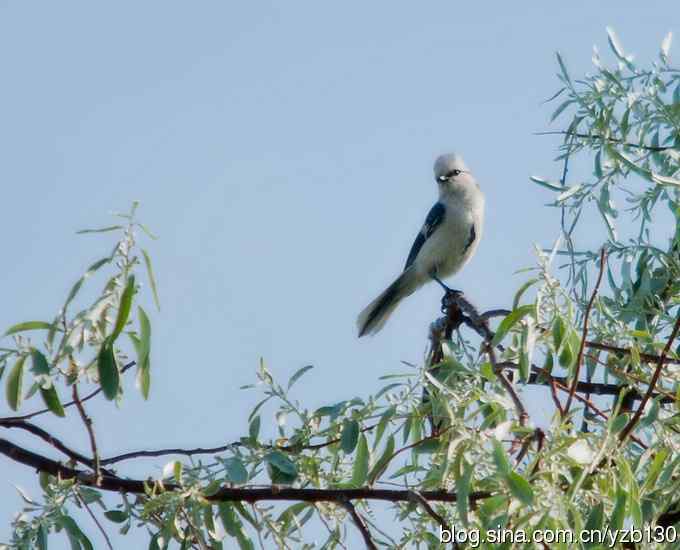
[{"left": 357, "top": 268, "right": 420, "bottom": 337}]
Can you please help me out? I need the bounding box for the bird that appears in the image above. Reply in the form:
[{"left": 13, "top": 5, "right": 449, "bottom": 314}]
[{"left": 356, "top": 153, "right": 485, "bottom": 337}]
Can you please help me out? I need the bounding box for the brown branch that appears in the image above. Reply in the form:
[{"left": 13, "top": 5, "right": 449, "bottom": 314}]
[
  {"left": 101, "top": 443, "right": 241, "bottom": 465},
  {"left": 341, "top": 500, "right": 376, "bottom": 550},
  {"left": 0, "top": 436, "right": 493, "bottom": 504},
  {"left": 534, "top": 130, "right": 675, "bottom": 151},
  {"left": 564, "top": 248, "right": 606, "bottom": 417},
  {"left": 437, "top": 291, "right": 529, "bottom": 426},
  {"left": 408, "top": 491, "right": 454, "bottom": 546},
  {"left": 100, "top": 423, "right": 380, "bottom": 465},
  {"left": 72, "top": 384, "right": 101, "bottom": 485},
  {"left": 0, "top": 419, "right": 97, "bottom": 469},
  {"left": 0, "top": 361, "right": 136, "bottom": 422},
  {"left": 549, "top": 379, "right": 565, "bottom": 416},
  {"left": 584, "top": 341, "right": 680, "bottom": 365},
  {"left": 74, "top": 487, "right": 114, "bottom": 550},
  {"left": 618, "top": 314, "right": 680, "bottom": 443}
]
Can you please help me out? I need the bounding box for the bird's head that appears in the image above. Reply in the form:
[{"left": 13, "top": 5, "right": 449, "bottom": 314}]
[{"left": 433, "top": 153, "right": 478, "bottom": 199}]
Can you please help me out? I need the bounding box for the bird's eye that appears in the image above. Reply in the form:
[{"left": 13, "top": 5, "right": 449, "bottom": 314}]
[{"left": 451, "top": 169, "right": 462, "bottom": 177}]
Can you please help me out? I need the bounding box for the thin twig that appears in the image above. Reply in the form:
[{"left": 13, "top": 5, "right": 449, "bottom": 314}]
[
  {"left": 549, "top": 379, "right": 565, "bottom": 416},
  {"left": 585, "top": 341, "right": 680, "bottom": 365},
  {"left": 72, "top": 384, "right": 101, "bottom": 485},
  {"left": 534, "top": 130, "right": 674, "bottom": 151},
  {"left": 0, "top": 419, "right": 97, "bottom": 469},
  {"left": 100, "top": 422, "right": 380, "bottom": 465},
  {"left": 341, "top": 500, "right": 376, "bottom": 550},
  {"left": 0, "top": 361, "right": 136, "bottom": 422},
  {"left": 409, "top": 491, "right": 455, "bottom": 546},
  {"left": 618, "top": 314, "right": 680, "bottom": 444},
  {"left": 564, "top": 248, "right": 606, "bottom": 417},
  {"left": 74, "top": 487, "right": 114, "bottom": 550}
]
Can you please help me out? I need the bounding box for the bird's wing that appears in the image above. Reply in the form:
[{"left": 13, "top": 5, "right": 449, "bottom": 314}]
[{"left": 404, "top": 202, "right": 446, "bottom": 270}]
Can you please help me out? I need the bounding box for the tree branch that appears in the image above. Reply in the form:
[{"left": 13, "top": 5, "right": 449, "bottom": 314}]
[
  {"left": 72, "top": 384, "right": 102, "bottom": 485},
  {"left": 0, "top": 436, "right": 493, "bottom": 505},
  {"left": 0, "top": 361, "right": 136, "bottom": 422},
  {"left": 618, "top": 314, "right": 680, "bottom": 443},
  {"left": 535, "top": 130, "right": 675, "bottom": 151},
  {"left": 564, "top": 248, "right": 606, "bottom": 417},
  {"left": 341, "top": 500, "right": 376, "bottom": 550}
]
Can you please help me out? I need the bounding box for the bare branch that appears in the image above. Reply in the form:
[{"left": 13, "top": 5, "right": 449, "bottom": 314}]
[
  {"left": 72, "top": 384, "right": 102, "bottom": 485},
  {"left": 341, "top": 500, "right": 376, "bottom": 550},
  {"left": 535, "top": 130, "right": 675, "bottom": 151},
  {"left": 619, "top": 314, "right": 680, "bottom": 444},
  {"left": 74, "top": 487, "right": 114, "bottom": 550},
  {"left": 564, "top": 248, "right": 606, "bottom": 417}
]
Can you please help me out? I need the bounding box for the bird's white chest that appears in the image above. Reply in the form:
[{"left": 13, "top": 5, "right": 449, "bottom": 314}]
[{"left": 416, "top": 201, "right": 481, "bottom": 278}]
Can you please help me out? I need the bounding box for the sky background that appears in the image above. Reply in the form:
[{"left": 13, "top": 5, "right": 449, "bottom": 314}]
[{"left": 0, "top": 2, "right": 678, "bottom": 548}]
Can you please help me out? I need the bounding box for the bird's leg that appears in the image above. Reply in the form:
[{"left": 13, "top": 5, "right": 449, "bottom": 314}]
[{"left": 430, "top": 272, "right": 462, "bottom": 312}]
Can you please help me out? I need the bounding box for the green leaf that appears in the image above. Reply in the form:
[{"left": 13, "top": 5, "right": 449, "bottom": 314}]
[
  {"left": 287, "top": 364, "right": 313, "bottom": 390},
  {"left": 492, "top": 304, "right": 535, "bottom": 346},
  {"left": 552, "top": 315, "right": 567, "bottom": 351},
  {"left": 492, "top": 440, "right": 511, "bottom": 476},
  {"left": 97, "top": 341, "right": 119, "bottom": 400},
  {"left": 341, "top": 420, "right": 360, "bottom": 454},
  {"left": 110, "top": 275, "right": 135, "bottom": 342},
  {"left": 556, "top": 51, "right": 571, "bottom": 84},
  {"left": 104, "top": 510, "right": 128, "bottom": 523},
  {"left": 506, "top": 471, "right": 534, "bottom": 506},
  {"left": 351, "top": 434, "right": 369, "bottom": 487},
  {"left": 584, "top": 501, "right": 604, "bottom": 534},
  {"left": 36, "top": 523, "right": 48, "bottom": 550},
  {"left": 550, "top": 99, "right": 572, "bottom": 123},
  {"left": 136, "top": 306, "right": 151, "bottom": 399},
  {"left": 513, "top": 278, "right": 539, "bottom": 310},
  {"left": 610, "top": 486, "right": 627, "bottom": 530},
  {"left": 30, "top": 349, "right": 51, "bottom": 375},
  {"left": 219, "top": 504, "right": 254, "bottom": 550},
  {"left": 456, "top": 459, "right": 474, "bottom": 526},
  {"left": 141, "top": 249, "right": 161, "bottom": 311},
  {"left": 76, "top": 225, "right": 124, "bottom": 234},
  {"left": 224, "top": 457, "right": 248, "bottom": 485},
  {"left": 249, "top": 415, "right": 261, "bottom": 441},
  {"left": 368, "top": 434, "right": 395, "bottom": 485},
  {"left": 606, "top": 27, "right": 625, "bottom": 60},
  {"left": 643, "top": 448, "right": 669, "bottom": 492},
  {"left": 529, "top": 176, "right": 563, "bottom": 192},
  {"left": 40, "top": 385, "right": 65, "bottom": 417},
  {"left": 64, "top": 257, "right": 112, "bottom": 312},
  {"left": 265, "top": 451, "right": 297, "bottom": 476},
  {"left": 6, "top": 355, "right": 26, "bottom": 411},
  {"left": 4, "top": 321, "right": 54, "bottom": 336}
]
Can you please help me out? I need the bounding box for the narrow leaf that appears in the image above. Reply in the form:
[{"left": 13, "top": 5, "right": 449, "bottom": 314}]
[
  {"left": 368, "top": 434, "right": 395, "bottom": 485},
  {"left": 351, "top": 434, "right": 369, "bottom": 486},
  {"left": 110, "top": 275, "right": 135, "bottom": 342},
  {"left": 97, "top": 341, "right": 119, "bottom": 400},
  {"left": 492, "top": 304, "right": 535, "bottom": 346},
  {"left": 341, "top": 420, "right": 360, "bottom": 454},
  {"left": 287, "top": 365, "right": 313, "bottom": 390},
  {"left": 6, "top": 355, "right": 26, "bottom": 411},
  {"left": 40, "top": 385, "right": 65, "bottom": 417},
  {"left": 4, "top": 321, "right": 54, "bottom": 336},
  {"left": 142, "top": 249, "right": 161, "bottom": 311}
]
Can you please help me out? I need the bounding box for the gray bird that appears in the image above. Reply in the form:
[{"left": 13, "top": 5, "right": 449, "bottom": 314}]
[{"left": 357, "top": 153, "right": 485, "bottom": 337}]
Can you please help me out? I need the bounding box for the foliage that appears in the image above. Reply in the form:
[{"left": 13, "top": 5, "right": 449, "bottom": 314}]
[{"left": 3, "top": 31, "right": 680, "bottom": 549}]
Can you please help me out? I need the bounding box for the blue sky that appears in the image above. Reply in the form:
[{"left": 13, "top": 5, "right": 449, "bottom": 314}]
[{"left": 0, "top": 2, "right": 677, "bottom": 547}]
